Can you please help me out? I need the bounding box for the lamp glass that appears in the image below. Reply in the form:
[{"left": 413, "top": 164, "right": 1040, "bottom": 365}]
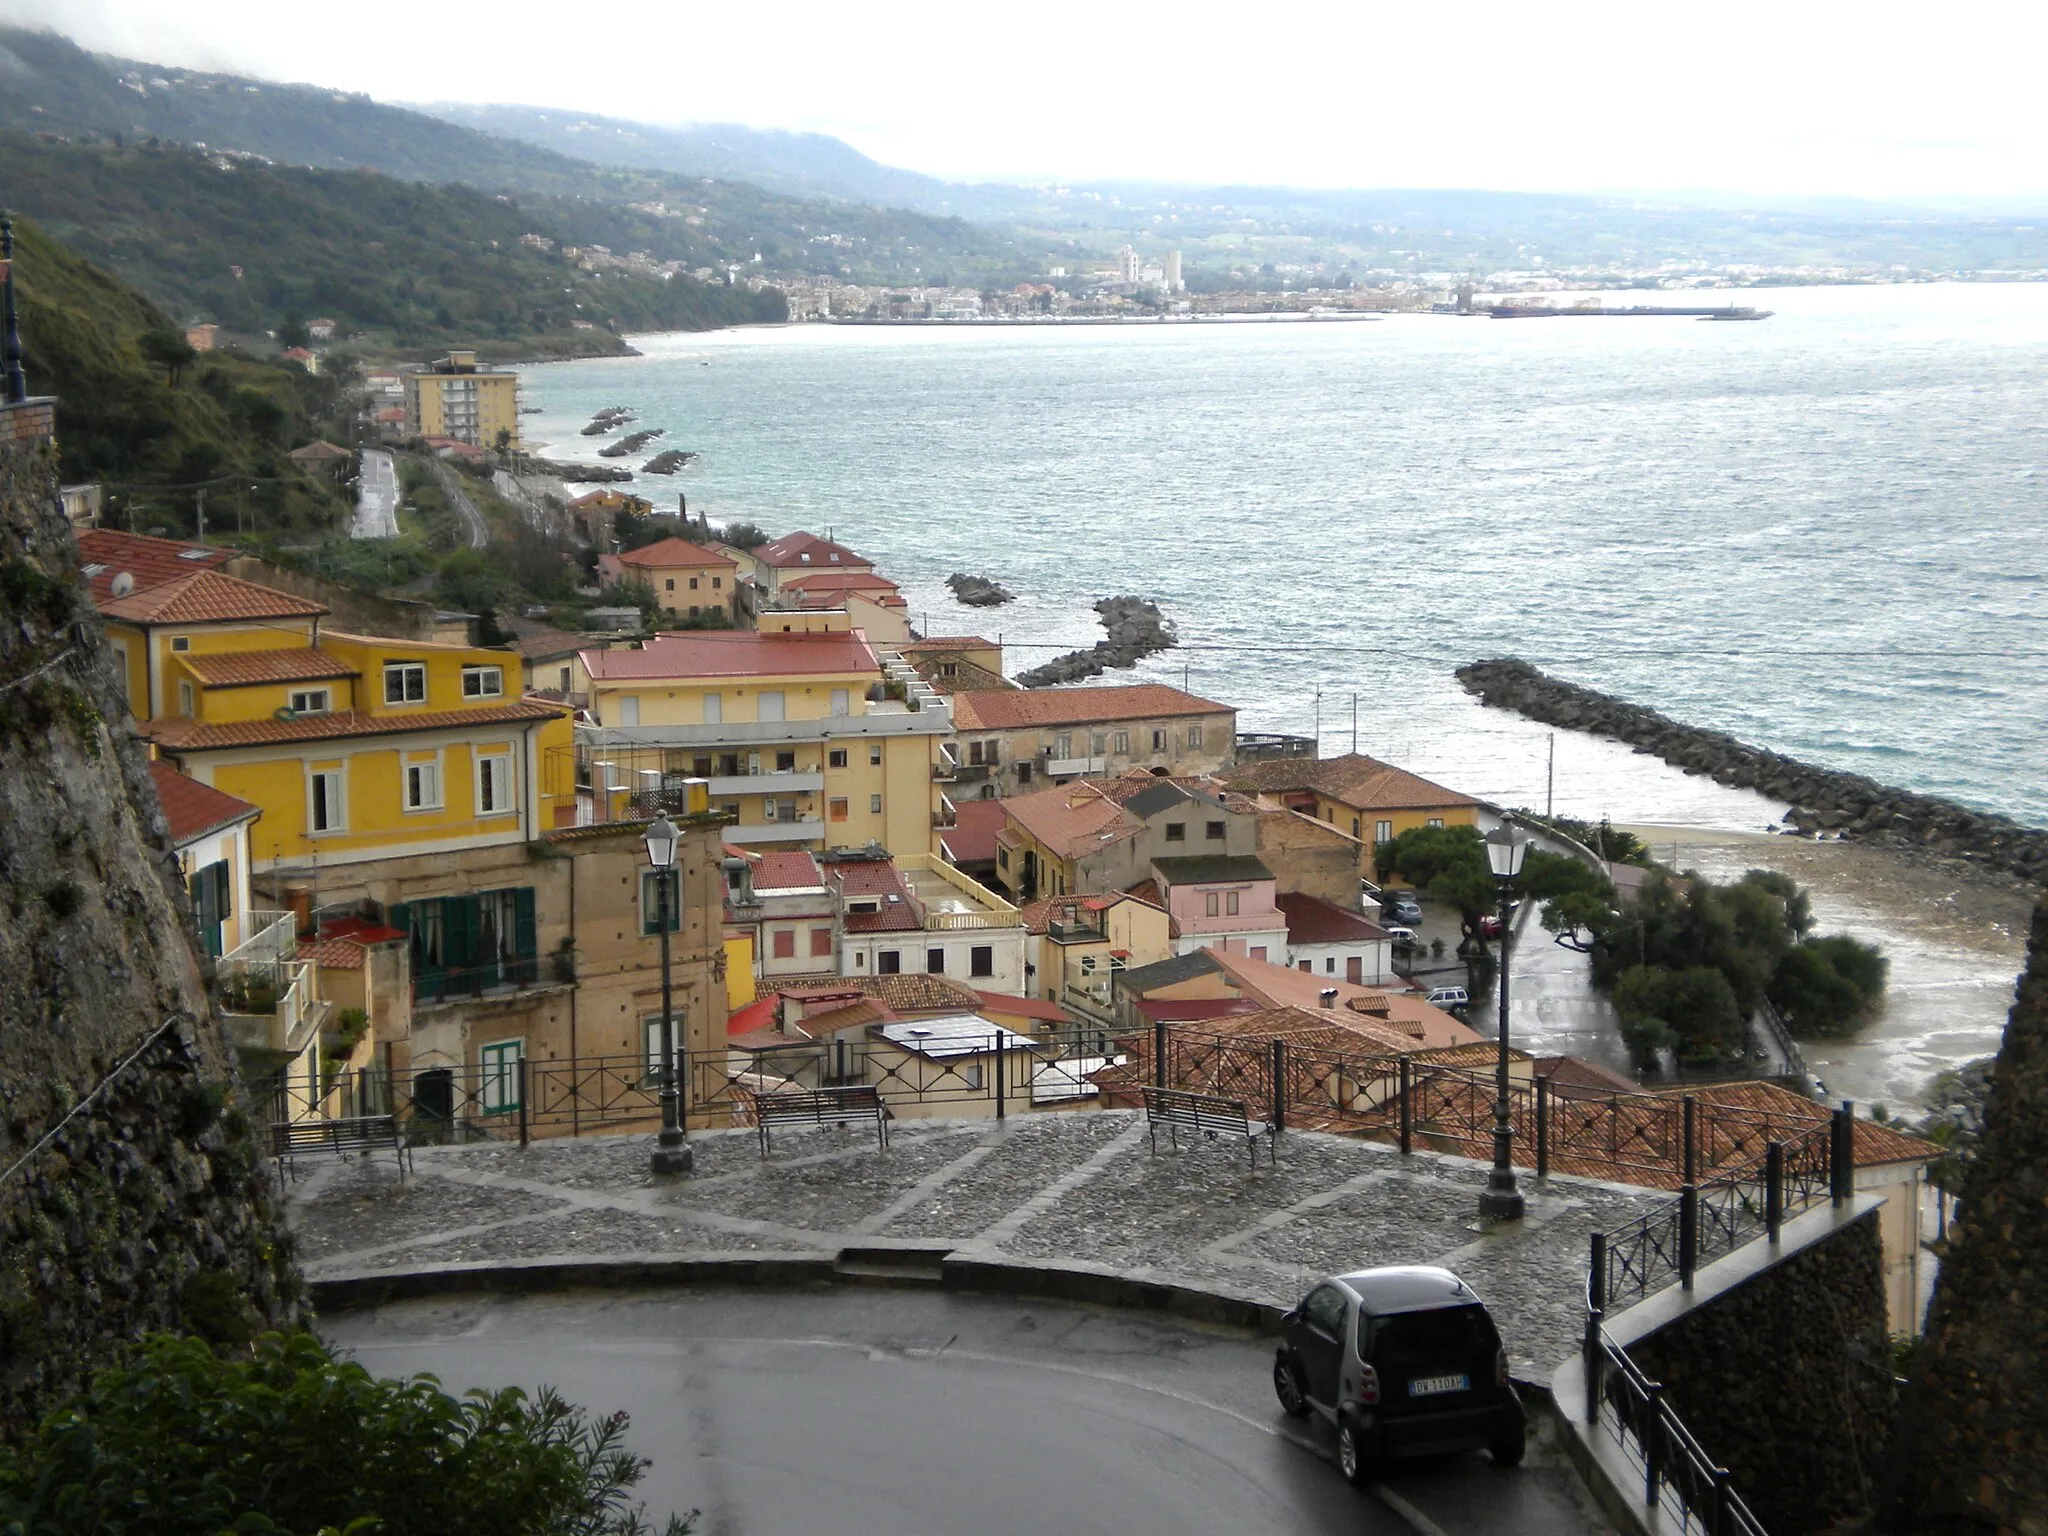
[
  {"left": 1485, "top": 826, "right": 1528, "bottom": 881},
  {"left": 642, "top": 813, "right": 680, "bottom": 870}
]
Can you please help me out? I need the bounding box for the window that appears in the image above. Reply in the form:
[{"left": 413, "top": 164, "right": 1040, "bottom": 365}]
[
  {"left": 757, "top": 690, "right": 786, "bottom": 721},
  {"left": 829, "top": 748, "right": 848, "bottom": 768},
  {"left": 1054, "top": 734, "right": 1072, "bottom": 759},
  {"left": 688, "top": 607, "right": 700, "bottom": 618},
  {"left": 869, "top": 745, "right": 882, "bottom": 766},
  {"left": 1250, "top": 946, "right": 1267, "bottom": 962},
  {"left": 476, "top": 752, "right": 513, "bottom": 815},
  {"left": 170, "top": 636, "right": 191, "bottom": 653},
  {"left": 959, "top": 1064, "right": 984, "bottom": 1090},
  {"left": 188, "top": 859, "right": 232, "bottom": 958},
  {"left": 1091, "top": 732, "right": 1107, "bottom": 754},
  {"left": 997, "top": 848, "right": 1010, "bottom": 869},
  {"left": 970, "top": 945, "right": 994, "bottom": 978},
  {"left": 309, "top": 768, "right": 344, "bottom": 832},
  {"left": 829, "top": 797, "right": 849, "bottom": 822},
  {"left": 1186, "top": 725, "right": 1203, "bottom": 748},
  {"left": 1227, "top": 890, "right": 1241, "bottom": 916},
  {"left": 178, "top": 680, "right": 195, "bottom": 718},
  {"left": 1326, "top": 957, "right": 1337, "bottom": 973},
  {"left": 926, "top": 947, "right": 945, "bottom": 974},
  {"left": 688, "top": 576, "right": 699, "bottom": 590},
  {"left": 776, "top": 750, "right": 797, "bottom": 772},
  {"left": 712, "top": 576, "right": 722, "bottom": 590},
  {"left": 1016, "top": 761, "right": 1032, "bottom": 785},
  {"left": 1426, "top": 817, "right": 1445, "bottom": 829},
  {"left": 639, "top": 869, "right": 681, "bottom": 934},
  {"left": 1376, "top": 820, "right": 1393, "bottom": 844},
  {"left": 559, "top": 667, "right": 571, "bottom": 691},
  {"left": 642, "top": 1014, "right": 683, "bottom": 1089},
  {"left": 289, "top": 688, "right": 330, "bottom": 715},
  {"left": 383, "top": 663, "right": 426, "bottom": 704},
  {"left": 109, "top": 641, "right": 130, "bottom": 706},
  {"left": 1114, "top": 730, "right": 1130, "bottom": 754},
  {"left": 1353, "top": 817, "right": 1361, "bottom": 838},
  {"left": 810, "top": 927, "right": 834, "bottom": 958},
  {"left": 772, "top": 929, "right": 796, "bottom": 959},
  {"left": 1205, "top": 892, "right": 1220, "bottom": 918},
  {"left": 870, "top": 793, "right": 883, "bottom": 814},
  {"left": 703, "top": 693, "right": 722, "bottom": 724},
  {"left": 830, "top": 688, "right": 849, "bottom": 715},
  {"left": 405, "top": 761, "right": 442, "bottom": 811},
  {"left": 1164, "top": 822, "right": 1186, "bottom": 842},
  {"left": 776, "top": 798, "right": 797, "bottom": 823},
  {"left": 479, "top": 1040, "right": 522, "bottom": 1115},
  {"left": 1080, "top": 954, "right": 1097, "bottom": 975},
  {"left": 1206, "top": 820, "right": 1226, "bottom": 841},
  {"left": 1151, "top": 729, "right": 1166, "bottom": 751},
  {"left": 878, "top": 950, "right": 901, "bottom": 974},
  {"left": 665, "top": 578, "right": 676, "bottom": 591}
]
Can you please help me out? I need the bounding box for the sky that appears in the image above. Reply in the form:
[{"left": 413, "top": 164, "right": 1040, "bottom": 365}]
[{"left": 9, "top": 0, "right": 2048, "bottom": 203}]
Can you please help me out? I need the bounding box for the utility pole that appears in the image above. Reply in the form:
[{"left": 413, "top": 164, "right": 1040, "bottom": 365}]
[
  {"left": 1351, "top": 693, "right": 1358, "bottom": 755},
  {"left": 195, "top": 487, "right": 207, "bottom": 542},
  {"left": 1547, "top": 733, "right": 1555, "bottom": 819},
  {"left": 1313, "top": 688, "right": 1322, "bottom": 750}
]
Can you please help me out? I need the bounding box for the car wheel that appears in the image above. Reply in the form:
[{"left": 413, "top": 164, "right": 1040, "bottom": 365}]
[
  {"left": 1273, "top": 1356, "right": 1310, "bottom": 1419},
  {"left": 1490, "top": 1413, "right": 1526, "bottom": 1468},
  {"left": 1337, "top": 1418, "right": 1373, "bottom": 1487}
]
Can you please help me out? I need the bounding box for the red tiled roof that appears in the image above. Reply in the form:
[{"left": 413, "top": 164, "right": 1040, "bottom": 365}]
[
  {"left": 825, "top": 857, "right": 923, "bottom": 932},
  {"left": 147, "top": 760, "right": 259, "bottom": 846},
  {"left": 614, "top": 537, "right": 737, "bottom": 570},
  {"left": 1277, "top": 891, "right": 1392, "bottom": 945},
  {"left": 751, "top": 850, "right": 825, "bottom": 892},
  {"left": 178, "top": 648, "right": 355, "bottom": 687},
  {"left": 952, "top": 685, "right": 1234, "bottom": 731},
  {"left": 1223, "top": 752, "right": 1480, "bottom": 813},
  {"left": 726, "top": 997, "right": 778, "bottom": 1038},
  {"left": 581, "top": 630, "right": 877, "bottom": 681},
  {"left": 902, "top": 636, "right": 997, "bottom": 654},
  {"left": 320, "top": 916, "right": 406, "bottom": 944},
  {"left": 146, "top": 699, "right": 564, "bottom": 751},
  {"left": 99, "top": 568, "right": 327, "bottom": 625},
  {"left": 752, "top": 531, "right": 871, "bottom": 569},
  {"left": 774, "top": 973, "right": 982, "bottom": 1014},
  {"left": 75, "top": 529, "right": 235, "bottom": 604},
  {"left": 296, "top": 937, "right": 368, "bottom": 969},
  {"left": 1134, "top": 997, "right": 1261, "bottom": 1023},
  {"left": 1000, "top": 783, "right": 1142, "bottom": 862},
  {"left": 1534, "top": 1056, "right": 1643, "bottom": 1097},
  {"left": 939, "top": 798, "right": 1006, "bottom": 866},
  {"left": 974, "top": 990, "right": 1069, "bottom": 1022},
  {"left": 781, "top": 570, "right": 902, "bottom": 593}
]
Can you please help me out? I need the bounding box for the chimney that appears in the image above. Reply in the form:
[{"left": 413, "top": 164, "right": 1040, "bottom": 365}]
[{"left": 1319, "top": 988, "right": 1338, "bottom": 1010}]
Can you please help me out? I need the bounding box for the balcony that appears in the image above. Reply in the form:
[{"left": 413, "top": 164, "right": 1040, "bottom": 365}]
[
  {"left": 220, "top": 951, "right": 325, "bottom": 1065},
  {"left": 951, "top": 761, "right": 993, "bottom": 784},
  {"left": 898, "top": 853, "right": 1021, "bottom": 932},
  {"left": 1046, "top": 919, "right": 1107, "bottom": 945},
  {"left": 729, "top": 816, "right": 825, "bottom": 844},
  {"left": 932, "top": 793, "right": 958, "bottom": 831},
  {"left": 704, "top": 770, "right": 825, "bottom": 797},
  {"left": 1044, "top": 754, "right": 1108, "bottom": 777},
  {"left": 932, "top": 754, "right": 959, "bottom": 782}
]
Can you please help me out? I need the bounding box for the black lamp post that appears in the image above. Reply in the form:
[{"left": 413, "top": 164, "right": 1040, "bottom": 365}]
[
  {"left": 642, "top": 813, "right": 693, "bottom": 1176},
  {"left": 1478, "top": 825, "right": 1528, "bottom": 1222}
]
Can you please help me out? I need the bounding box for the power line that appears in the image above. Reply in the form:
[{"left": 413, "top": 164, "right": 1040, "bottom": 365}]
[{"left": 980, "top": 639, "right": 2048, "bottom": 661}]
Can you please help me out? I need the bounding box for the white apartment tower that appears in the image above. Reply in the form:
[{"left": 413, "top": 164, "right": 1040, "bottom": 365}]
[{"left": 1164, "top": 250, "right": 1184, "bottom": 293}]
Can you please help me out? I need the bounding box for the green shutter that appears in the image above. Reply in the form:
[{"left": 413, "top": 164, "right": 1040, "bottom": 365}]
[
  {"left": 447, "top": 896, "right": 477, "bottom": 987},
  {"left": 513, "top": 887, "right": 538, "bottom": 984}
]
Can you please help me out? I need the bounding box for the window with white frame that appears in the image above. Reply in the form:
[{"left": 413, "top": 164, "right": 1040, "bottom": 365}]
[
  {"left": 309, "top": 768, "right": 344, "bottom": 833},
  {"left": 1114, "top": 730, "right": 1130, "bottom": 754},
  {"left": 461, "top": 665, "right": 504, "bottom": 699},
  {"left": 289, "top": 687, "right": 330, "bottom": 715},
  {"left": 480, "top": 1039, "right": 523, "bottom": 1114},
  {"left": 177, "top": 680, "right": 195, "bottom": 718},
  {"left": 641, "top": 1014, "right": 683, "bottom": 1088},
  {"left": 1151, "top": 729, "right": 1166, "bottom": 751},
  {"left": 383, "top": 662, "right": 426, "bottom": 704},
  {"left": 476, "top": 751, "right": 513, "bottom": 815},
  {"left": 1186, "top": 724, "right": 1203, "bottom": 748},
  {"left": 870, "top": 793, "right": 883, "bottom": 814},
  {"left": 404, "top": 760, "right": 442, "bottom": 811},
  {"left": 1376, "top": 819, "right": 1393, "bottom": 844}
]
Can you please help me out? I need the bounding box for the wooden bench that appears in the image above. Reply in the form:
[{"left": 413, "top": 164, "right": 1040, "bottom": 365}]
[
  {"left": 271, "top": 1114, "right": 413, "bottom": 1181},
  {"left": 1140, "top": 1086, "right": 1275, "bottom": 1165},
  {"left": 751, "top": 1085, "right": 888, "bottom": 1158}
]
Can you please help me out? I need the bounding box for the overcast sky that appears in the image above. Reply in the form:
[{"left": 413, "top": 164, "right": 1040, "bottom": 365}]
[{"left": 10, "top": 0, "right": 2046, "bottom": 203}]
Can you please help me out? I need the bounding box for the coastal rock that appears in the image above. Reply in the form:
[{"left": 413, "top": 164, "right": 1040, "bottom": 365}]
[
  {"left": 580, "top": 405, "right": 634, "bottom": 436},
  {"left": 947, "top": 572, "right": 1015, "bottom": 608},
  {"left": 1455, "top": 658, "right": 2047, "bottom": 887},
  {"left": 640, "top": 449, "right": 696, "bottom": 475},
  {"left": 528, "top": 456, "right": 633, "bottom": 484},
  {"left": 1017, "top": 595, "right": 1177, "bottom": 688},
  {"left": 597, "top": 428, "right": 664, "bottom": 459}
]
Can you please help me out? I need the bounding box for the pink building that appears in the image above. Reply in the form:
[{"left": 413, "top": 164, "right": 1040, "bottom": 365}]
[{"left": 1152, "top": 853, "right": 1288, "bottom": 961}]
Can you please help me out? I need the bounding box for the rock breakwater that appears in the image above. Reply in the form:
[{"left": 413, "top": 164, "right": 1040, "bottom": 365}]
[
  {"left": 640, "top": 448, "right": 696, "bottom": 475},
  {"left": 598, "top": 428, "right": 664, "bottom": 459},
  {"left": 947, "top": 572, "right": 1014, "bottom": 607},
  {"left": 1017, "top": 596, "right": 1176, "bottom": 688},
  {"left": 1457, "top": 658, "right": 2048, "bottom": 886}
]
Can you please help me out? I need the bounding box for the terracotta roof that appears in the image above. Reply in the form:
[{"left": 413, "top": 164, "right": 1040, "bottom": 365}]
[
  {"left": 824, "top": 857, "right": 923, "bottom": 932},
  {"left": 177, "top": 648, "right": 355, "bottom": 687},
  {"left": 581, "top": 630, "right": 877, "bottom": 681},
  {"left": 1018, "top": 894, "right": 1096, "bottom": 936},
  {"left": 147, "top": 760, "right": 259, "bottom": 846},
  {"left": 614, "top": 537, "right": 737, "bottom": 570},
  {"left": 499, "top": 616, "right": 592, "bottom": 662},
  {"left": 1000, "top": 783, "right": 1143, "bottom": 862},
  {"left": 774, "top": 973, "right": 983, "bottom": 1015},
  {"left": 751, "top": 850, "right": 826, "bottom": 892},
  {"left": 296, "top": 937, "right": 367, "bottom": 969},
  {"left": 902, "top": 636, "right": 997, "bottom": 654},
  {"left": 1203, "top": 949, "right": 1480, "bottom": 1049},
  {"left": 75, "top": 529, "right": 235, "bottom": 604},
  {"left": 725, "top": 997, "right": 778, "bottom": 1038},
  {"left": 752, "top": 531, "right": 870, "bottom": 569},
  {"left": 952, "top": 685, "right": 1234, "bottom": 732},
  {"left": 730, "top": 1027, "right": 817, "bottom": 1053},
  {"left": 288, "top": 440, "right": 351, "bottom": 463},
  {"left": 974, "top": 990, "right": 1070, "bottom": 1023},
  {"left": 1123, "top": 878, "right": 1166, "bottom": 909},
  {"left": 791, "top": 998, "right": 895, "bottom": 1036},
  {"left": 1652, "top": 1081, "right": 1939, "bottom": 1169},
  {"left": 781, "top": 570, "right": 902, "bottom": 594},
  {"left": 1277, "top": 891, "right": 1393, "bottom": 945},
  {"left": 99, "top": 568, "right": 327, "bottom": 625},
  {"left": 939, "top": 798, "right": 1006, "bottom": 867},
  {"left": 146, "top": 699, "right": 564, "bottom": 751},
  {"left": 1222, "top": 753, "right": 1480, "bottom": 813},
  {"left": 1133, "top": 997, "right": 1262, "bottom": 1023},
  {"left": 1534, "top": 1056, "right": 1643, "bottom": 1097}
]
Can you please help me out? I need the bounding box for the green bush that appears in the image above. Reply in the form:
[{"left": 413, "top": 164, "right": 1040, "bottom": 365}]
[{"left": 0, "top": 1331, "right": 696, "bottom": 1536}]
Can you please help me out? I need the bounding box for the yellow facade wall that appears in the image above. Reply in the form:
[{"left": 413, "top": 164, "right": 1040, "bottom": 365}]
[{"left": 723, "top": 935, "right": 757, "bottom": 1011}]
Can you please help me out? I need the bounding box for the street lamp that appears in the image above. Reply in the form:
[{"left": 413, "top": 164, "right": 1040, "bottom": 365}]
[
  {"left": 1479, "top": 825, "right": 1528, "bottom": 1221},
  {"left": 642, "top": 813, "right": 692, "bottom": 1176}
]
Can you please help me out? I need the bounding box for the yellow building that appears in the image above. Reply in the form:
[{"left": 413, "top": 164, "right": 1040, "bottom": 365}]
[
  {"left": 570, "top": 628, "right": 952, "bottom": 856},
  {"left": 598, "top": 537, "right": 741, "bottom": 622},
  {"left": 1220, "top": 753, "right": 1481, "bottom": 881},
  {"left": 1017, "top": 890, "right": 1176, "bottom": 1027},
  {"left": 403, "top": 350, "right": 522, "bottom": 450}
]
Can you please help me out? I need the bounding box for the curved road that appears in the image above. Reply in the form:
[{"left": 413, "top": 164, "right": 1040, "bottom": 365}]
[
  {"left": 350, "top": 448, "right": 399, "bottom": 539},
  {"left": 430, "top": 459, "right": 491, "bottom": 549},
  {"left": 326, "top": 1288, "right": 1612, "bottom": 1536}
]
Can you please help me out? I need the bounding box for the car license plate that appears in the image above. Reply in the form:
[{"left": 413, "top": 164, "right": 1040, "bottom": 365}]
[{"left": 1408, "top": 1374, "right": 1468, "bottom": 1397}]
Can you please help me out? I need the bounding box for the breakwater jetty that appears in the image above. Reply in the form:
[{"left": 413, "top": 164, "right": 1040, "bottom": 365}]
[
  {"left": 1017, "top": 596, "right": 1176, "bottom": 687},
  {"left": 1457, "top": 658, "right": 2048, "bottom": 887}
]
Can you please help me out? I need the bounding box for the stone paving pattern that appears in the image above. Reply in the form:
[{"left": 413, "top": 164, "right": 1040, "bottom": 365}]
[{"left": 290, "top": 1110, "right": 1663, "bottom": 1371}]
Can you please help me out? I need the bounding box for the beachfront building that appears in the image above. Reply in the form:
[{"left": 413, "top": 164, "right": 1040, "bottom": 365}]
[
  {"left": 596, "top": 537, "right": 741, "bottom": 623},
  {"left": 569, "top": 628, "right": 954, "bottom": 855},
  {"left": 725, "top": 530, "right": 875, "bottom": 598},
  {"left": 402, "top": 350, "right": 522, "bottom": 450},
  {"left": 1222, "top": 752, "right": 1482, "bottom": 882},
  {"left": 1278, "top": 890, "right": 1396, "bottom": 985},
  {"left": 766, "top": 569, "right": 913, "bottom": 643},
  {"left": 900, "top": 635, "right": 1010, "bottom": 694},
  {"left": 950, "top": 684, "right": 1237, "bottom": 799}
]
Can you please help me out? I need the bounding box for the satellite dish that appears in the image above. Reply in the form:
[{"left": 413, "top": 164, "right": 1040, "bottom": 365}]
[{"left": 110, "top": 571, "right": 135, "bottom": 597}]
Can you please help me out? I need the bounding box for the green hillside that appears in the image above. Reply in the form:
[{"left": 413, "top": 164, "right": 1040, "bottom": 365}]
[{"left": 10, "top": 214, "right": 349, "bottom": 531}]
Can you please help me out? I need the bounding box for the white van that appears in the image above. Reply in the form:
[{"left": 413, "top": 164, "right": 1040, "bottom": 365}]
[{"left": 1426, "top": 986, "right": 1470, "bottom": 1009}]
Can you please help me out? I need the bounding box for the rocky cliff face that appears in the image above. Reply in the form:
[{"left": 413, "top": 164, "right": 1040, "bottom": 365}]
[
  {"left": 1888, "top": 899, "right": 2048, "bottom": 1533},
  {"left": 0, "top": 406, "right": 300, "bottom": 1428}
]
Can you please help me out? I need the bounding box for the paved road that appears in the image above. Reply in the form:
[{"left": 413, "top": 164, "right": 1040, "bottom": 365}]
[
  {"left": 326, "top": 1288, "right": 1613, "bottom": 1536},
  {"left": 350, "top": 448, "right": 399, "bottom": 539},
  {"left": 430, "top": 459, "right": 490, "bottom": 549}
]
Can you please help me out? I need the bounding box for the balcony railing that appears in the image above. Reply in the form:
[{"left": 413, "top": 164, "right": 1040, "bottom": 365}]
[
  {"left": 1044, "top": 754, "right": 1108, "bottom": 777},
  {"left": 220, "top": 956, "right": 323, "bottom": 1058}
]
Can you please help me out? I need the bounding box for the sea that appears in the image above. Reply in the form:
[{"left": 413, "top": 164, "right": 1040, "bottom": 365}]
[{"left": 517, "top": 283, "right": 2048, "bottom": 1107}]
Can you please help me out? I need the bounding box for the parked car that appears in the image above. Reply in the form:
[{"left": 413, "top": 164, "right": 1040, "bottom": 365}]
[
  {"left": 1425, "top": 986, "right": 1469, "bottom": 1009},
  {"left": 1476, "top": 915, "right": 1504, "bottom": 940},
  {"left": 1273, "top": 1265, "right": 1525, "bottom": 1485},
  {"left": 1388, "top": 896, "right": 1423, "bottom": 925},
  {"left": 1384, "top": 926, "right": 1422, "bottom": 949}
]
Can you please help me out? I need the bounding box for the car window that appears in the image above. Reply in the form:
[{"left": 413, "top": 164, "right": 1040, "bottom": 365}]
[
  {"left": 1363, "top": 1304, "right": 1499, "bottom": 1365},
  {"left": 1302, "top": 1286, "right": 1349, "bottom": 1339}
]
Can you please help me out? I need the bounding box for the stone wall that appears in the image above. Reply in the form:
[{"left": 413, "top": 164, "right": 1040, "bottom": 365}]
[
  {"left": 1627, "top": 1207, "right": 1895, "bottom": 1534},
  {"left": 0, "top": 419, "right": 300, "bottom": 1430},
  {"left": 1886, "top": 899, "right": 2048, "bottom": 1534},
  {"left": 1457, "top": 658, "right": 2047, "bottom": 887}
]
